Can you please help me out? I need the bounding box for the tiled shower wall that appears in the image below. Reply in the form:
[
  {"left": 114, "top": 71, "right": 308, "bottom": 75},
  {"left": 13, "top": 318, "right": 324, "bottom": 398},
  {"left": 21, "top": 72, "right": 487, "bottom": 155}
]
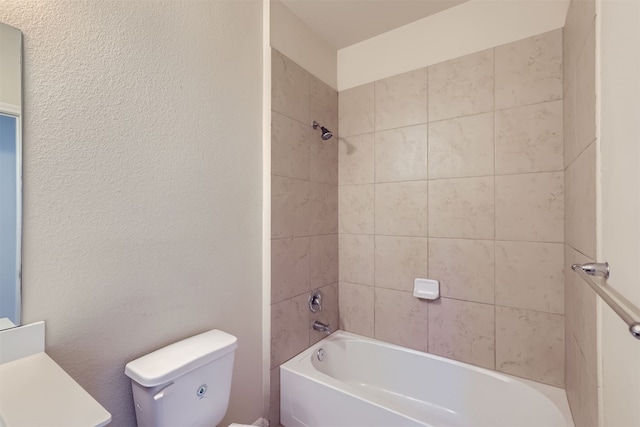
[
  {"left": 563, "top": 0, "right": 598, "bottom": 425},
  {"left": 270, "top": 49, "right": 339, "bottom": 425},
  {"left": 338, "top": 30, "right": 566, "bottom": 386}
]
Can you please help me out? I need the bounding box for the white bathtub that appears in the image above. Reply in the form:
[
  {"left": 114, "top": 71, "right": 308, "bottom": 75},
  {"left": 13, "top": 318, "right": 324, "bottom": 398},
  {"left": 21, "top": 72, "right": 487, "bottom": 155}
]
[{"left": 280, "top": 331, "right": 574, "bottom": 427}]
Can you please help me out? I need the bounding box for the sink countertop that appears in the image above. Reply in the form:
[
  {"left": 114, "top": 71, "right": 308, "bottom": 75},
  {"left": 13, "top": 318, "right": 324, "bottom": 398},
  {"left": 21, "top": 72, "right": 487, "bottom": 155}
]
[{"left": 0, "top": 352, "right": 111, "bottom": 427}]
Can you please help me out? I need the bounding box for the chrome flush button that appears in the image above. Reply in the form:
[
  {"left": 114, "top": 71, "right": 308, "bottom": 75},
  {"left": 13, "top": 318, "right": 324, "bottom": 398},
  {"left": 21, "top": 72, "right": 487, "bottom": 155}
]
[{"left": 197, "top": 384, "right": 207, "bottom": 398}]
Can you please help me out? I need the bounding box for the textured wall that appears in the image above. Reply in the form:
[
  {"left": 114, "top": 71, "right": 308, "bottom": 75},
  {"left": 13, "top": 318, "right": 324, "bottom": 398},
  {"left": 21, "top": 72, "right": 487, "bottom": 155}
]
[
  {"left": 337, "top": 0, "right": 569, "bottom": 90},
  {"left": 270, "top": 48, "right": 339, "bottom": 425},
  {"left": 563, "top": 0, "right": 599, "bottom": 425},
  {"left": 338, "top": 30, "right": 566, "bottom": 387},
  {"left": 270, "top": 0, "right": 337, "bottom": 90},
  {"left": 0, "top": 1, "right": 264, "bottom": 425}
]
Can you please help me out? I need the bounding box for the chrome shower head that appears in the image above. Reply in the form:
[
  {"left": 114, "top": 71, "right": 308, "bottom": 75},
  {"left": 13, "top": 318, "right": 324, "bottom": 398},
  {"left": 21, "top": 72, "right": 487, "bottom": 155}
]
[{"left": 312, "top": 120, "right": 333, "bottom": 140}]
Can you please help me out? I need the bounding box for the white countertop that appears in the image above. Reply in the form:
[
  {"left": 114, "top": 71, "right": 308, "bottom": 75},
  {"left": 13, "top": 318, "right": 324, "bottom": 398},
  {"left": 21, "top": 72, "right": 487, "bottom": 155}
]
[{"left": 0, "top": 352, "right": 111, "bottom": 427}]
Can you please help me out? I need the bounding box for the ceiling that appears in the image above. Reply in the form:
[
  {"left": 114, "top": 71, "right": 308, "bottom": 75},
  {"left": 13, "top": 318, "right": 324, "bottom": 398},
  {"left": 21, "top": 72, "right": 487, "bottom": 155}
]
[{"left": 280, "top": 0, "right": 470, "bottom": 49}]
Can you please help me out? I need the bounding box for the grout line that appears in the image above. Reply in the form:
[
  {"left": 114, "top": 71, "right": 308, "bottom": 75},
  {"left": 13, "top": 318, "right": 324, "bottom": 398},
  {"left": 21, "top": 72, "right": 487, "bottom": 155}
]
[
  {"left": 337, "top": 167, "right": 565, "bottom": 188},
  {"left": 565, "top": 137, "right": 597, "bottom": 173},
  {"left": 425, "top": 64, "right": 431, "bottom": 351},
  {"left": 372, "top": 79, "right": 377, "bottom": 339},
  {"left": 271, "top": 172, "right": 334, "bottom": 184},
  {"left": 271, "top": 109, "right": 312, "bottom": 129},
  {"left": 493, "top": 46, "right": 498, "bottom": 371},
  {"left": 423, "top": 97, "right": 563, "bottom": 126},
  {"left": 432, "top": 295, "right": 565, "bottom": 317},
  {"left": 339, "top": 232, "right": 565, "bottom": 245}
]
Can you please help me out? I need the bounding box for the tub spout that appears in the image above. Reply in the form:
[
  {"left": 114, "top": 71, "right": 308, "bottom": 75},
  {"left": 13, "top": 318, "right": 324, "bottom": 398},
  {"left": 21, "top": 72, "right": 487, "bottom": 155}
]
[{"left": 313, "top": 320, "right": 331, "bottom": 335}]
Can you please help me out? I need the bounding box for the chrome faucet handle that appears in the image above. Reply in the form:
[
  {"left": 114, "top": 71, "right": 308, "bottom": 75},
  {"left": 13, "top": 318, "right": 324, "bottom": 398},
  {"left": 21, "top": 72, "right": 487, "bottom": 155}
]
[{"left": 309, "top": 289, "right": 322, "bottom": 313}]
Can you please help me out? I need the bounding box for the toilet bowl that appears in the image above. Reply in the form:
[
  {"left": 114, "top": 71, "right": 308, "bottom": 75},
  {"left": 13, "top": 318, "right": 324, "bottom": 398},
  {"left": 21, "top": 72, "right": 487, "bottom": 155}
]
[{"left": 125, "top": 329, "right": 250, "bottom": 427}]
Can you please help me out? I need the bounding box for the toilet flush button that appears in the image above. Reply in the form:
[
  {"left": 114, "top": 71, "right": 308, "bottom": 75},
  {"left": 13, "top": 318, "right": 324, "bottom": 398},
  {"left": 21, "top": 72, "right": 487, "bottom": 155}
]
[{"left": 197, "top": 384, "right": 207, "bottom": 399}]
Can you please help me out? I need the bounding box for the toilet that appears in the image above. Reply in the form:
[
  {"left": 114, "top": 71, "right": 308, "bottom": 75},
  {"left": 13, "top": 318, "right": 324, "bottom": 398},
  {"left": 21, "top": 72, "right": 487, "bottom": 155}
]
[{"left": 124, "top": 329, "right": 252, "bottom": 427}]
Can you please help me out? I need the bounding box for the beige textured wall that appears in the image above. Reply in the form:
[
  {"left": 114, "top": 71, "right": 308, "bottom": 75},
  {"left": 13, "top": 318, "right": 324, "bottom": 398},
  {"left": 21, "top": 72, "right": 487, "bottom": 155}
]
[
  {"left": 0, "top": 1, "right": 264, "bottom": 426},
  {"left": 338, "top": 0, "right": 569, "bottom": 90},
  {"left": 598, "top": 1, "right": 640, "bottom": 425},
  {"left": 338, "top": 30, "right": 566, "bottom": 387},
  {"left": 562, "top": 0, "right": 599, "bottom": 425},
  {"left": 270, "top": 0, "right": 337, "bottom": 90},
  {"left": 270, "top": 49, "right": 338, "bottom": 425}
]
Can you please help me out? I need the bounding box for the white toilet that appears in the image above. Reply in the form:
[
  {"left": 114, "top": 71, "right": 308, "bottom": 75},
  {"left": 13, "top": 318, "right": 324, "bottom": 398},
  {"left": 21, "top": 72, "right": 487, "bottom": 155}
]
[{"left": 124, "top": 329, "right": 252, "bottom": 427}]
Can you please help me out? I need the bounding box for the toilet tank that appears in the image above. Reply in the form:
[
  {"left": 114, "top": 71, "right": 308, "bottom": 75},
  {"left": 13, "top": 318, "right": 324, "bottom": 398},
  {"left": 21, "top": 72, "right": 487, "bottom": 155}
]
[{"left": 125, "top": 330, "right": 238, "bottom": 427}]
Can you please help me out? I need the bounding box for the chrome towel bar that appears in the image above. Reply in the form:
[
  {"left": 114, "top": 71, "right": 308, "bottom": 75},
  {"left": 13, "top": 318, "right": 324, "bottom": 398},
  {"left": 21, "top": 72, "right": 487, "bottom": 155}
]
[{"left": 572, "top": 262, "right": 640, "bottom": 340}]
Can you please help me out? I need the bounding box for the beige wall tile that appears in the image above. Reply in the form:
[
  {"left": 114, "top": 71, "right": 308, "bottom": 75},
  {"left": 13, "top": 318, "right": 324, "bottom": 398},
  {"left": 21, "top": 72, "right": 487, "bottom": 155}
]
[
  {"left": 428, "top": 49, "right": 494, "bottom": 122},
  {"left": 270, "top": 51, "right": 339, "bottom": 404},
  {"left": 310, "top": 75, "right": 338, "bottom": 136},
  {"left": 272, "top": 176, "right": 309, "bottom": 239},
  {"left": 565, "top": 143, "right": 596, "bottom": 258},
  {"left": 339, "top": 133, "right": 375, "bottom": 185},
  {"left": 309, "top": 182, "right": 338, "bottom": 235},
  {"left": 563, "top": 0, "right": 596, "bottom": 94},
  {"left": 272, "top": 111, "right": 309, "bottom": 180},
  {"left": 339, "top": 282, "right": 374, "bottom": 337},
  {"left": 574, "top": 27, "right": 596, "bottom": 158},
  {"left": 428, "top": 298, "right": 495, "bottom": 369},
  {"left": 339, "top": 185, "right": 374, "bottom": 234},
  {"left": 375, "top": 181, "right": 429, "bottom": 237},
  {"left": 563, "top": 80, "right": 578, "bottom": 168},
  {"left": 271, "top": 293, "right": 309, "bottom": 368},
  {"left": 309, "top": 72, "right": 338, "bottom": 187},
  {"left": 339, "top": 83, "right": 374, "bottom": 137},
  {"left": 374, "top": 288, "right": 429, "bottom": 352},
  {"left": 564, "top": 245, "right": 597, "bottom": 377},
  {"left": 495, "top": 241, "right": 564, "bottom": 314},
  {"left": 429, "top": 238, "right": 494, "bottom": 304},
  {"left": 339, "top": 234, "right": 374, "bottom": 286},
  {"left": 272, "top": 49, "right": 309, "bottom": 124},
  {"left": 375, "top": 124, "right": 428, "bottom": 182},
  {"left": 310, "top": 235, "right": 338, "bottom": 289},
  {"left": 328, "top": 33, "right": 571, "bottom": 385},
  {"left": 495, "top": 172, "right": 564, "bottom": 242},
  {"left": 375, "top": 68, "right": 429, "bottom": 131},
  {"left": 564, "top": 4, "right": 597, "bottom": 420},
  {"left": 271, "top": 237, "right": 310, "bottom": 304},
  {"left": 495, "top": 100, "right": 563, "bottom": 174},
  {"left": 428, "top": 112, "right": 494, "bottom": 179},
  {"left": 311, "top": 283, "right": 339, "bottom": 344},
  {"left": 310, "top": 137, "right": 338, "bottom": 185},
  {"left": 496, "top": 307, "right": 564, "bottom": 386},
  {"left": 495, "top": 29, "right": 563, "bottom": 110},
  {"left": 565, "top": 333, "right": 598, "bottom": 427},
  {"left": 429, "top": 176, "right": 494, "bottom": 239},
  {"left": 269, "top": 367, "right": 280, "bottom": 427},
  {"left": 375, "top": 236, "right": 429, "bottom": 292}
]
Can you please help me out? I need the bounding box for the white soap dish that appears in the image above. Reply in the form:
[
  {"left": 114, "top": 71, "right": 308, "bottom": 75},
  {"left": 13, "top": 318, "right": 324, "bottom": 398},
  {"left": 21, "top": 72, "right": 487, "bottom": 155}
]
[{"left": 413, "top": 278, "right": 440, "bottom": 300}]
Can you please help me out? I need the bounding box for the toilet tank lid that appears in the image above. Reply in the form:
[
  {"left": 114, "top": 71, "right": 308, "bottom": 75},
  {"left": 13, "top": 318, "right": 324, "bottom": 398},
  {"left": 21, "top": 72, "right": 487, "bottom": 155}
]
[{"left": 124, "top": 329, "right": 238, "bottom": 387}]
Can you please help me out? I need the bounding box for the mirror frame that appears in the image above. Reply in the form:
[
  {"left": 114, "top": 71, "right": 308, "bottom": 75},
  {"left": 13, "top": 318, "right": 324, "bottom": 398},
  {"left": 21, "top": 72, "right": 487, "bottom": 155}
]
[{"left": 0, "top": 22, "right": 23, "bottom": 330}]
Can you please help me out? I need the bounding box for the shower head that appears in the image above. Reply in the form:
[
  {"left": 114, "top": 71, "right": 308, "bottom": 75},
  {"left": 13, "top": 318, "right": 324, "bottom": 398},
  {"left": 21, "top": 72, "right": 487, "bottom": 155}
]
[{"left": 312, "top": 120, "right": 333, "bottom": 140}]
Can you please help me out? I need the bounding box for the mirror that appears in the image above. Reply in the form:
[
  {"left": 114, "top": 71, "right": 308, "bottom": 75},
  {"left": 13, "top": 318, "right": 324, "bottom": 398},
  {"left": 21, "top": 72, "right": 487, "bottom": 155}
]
[{"left": 0, "top": 22, "right": 22, "bottom": 330}]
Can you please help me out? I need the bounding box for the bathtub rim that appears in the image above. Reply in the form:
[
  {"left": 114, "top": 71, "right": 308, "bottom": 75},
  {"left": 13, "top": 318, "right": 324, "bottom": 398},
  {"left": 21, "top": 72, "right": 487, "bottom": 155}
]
[{"left": 280, "top": 330, "right": 574, "bottom": 427}]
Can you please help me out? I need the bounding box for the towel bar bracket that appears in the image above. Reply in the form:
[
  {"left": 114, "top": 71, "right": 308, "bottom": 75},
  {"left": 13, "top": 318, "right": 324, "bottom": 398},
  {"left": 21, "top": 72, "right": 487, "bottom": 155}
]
[{"left": 571, "top": 262, "right": 640, "bottom": 341}]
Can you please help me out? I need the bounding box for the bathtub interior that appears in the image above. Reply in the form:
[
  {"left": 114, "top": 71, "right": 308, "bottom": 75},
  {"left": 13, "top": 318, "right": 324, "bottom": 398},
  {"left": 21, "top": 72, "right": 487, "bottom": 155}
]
[{"left": 282, "top": 331, "right": 574, "bottom": 427}]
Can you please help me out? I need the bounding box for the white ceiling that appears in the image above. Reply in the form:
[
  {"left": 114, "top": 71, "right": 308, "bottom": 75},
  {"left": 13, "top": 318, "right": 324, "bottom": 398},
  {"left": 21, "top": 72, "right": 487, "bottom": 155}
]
[{"left": 280, "top": 0, "right": 470, "bottom": 49}]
